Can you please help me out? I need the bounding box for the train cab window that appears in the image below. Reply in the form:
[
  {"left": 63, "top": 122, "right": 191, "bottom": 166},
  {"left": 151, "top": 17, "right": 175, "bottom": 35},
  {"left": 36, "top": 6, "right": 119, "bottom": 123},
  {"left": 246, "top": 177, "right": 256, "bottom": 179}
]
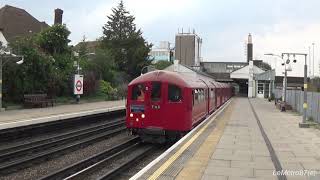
[
  {"left": 151, "top": 82, "right": 161, "bottom": 101},
  {"left": 132, "top": 84, "right": 145, "bottom": 101},
  {"left": 168, "top": 84, "right": 182, "bottom": 102},
  {"left": 194, "top": 89, "right": 199, "bottom": 104}
]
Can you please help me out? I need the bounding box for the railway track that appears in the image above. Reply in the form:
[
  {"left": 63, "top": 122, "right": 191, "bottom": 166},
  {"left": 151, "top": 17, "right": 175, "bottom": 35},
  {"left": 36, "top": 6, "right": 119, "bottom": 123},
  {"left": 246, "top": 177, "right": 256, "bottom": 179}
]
[
  {"left": 0, "top": 118, "right": 126, "bottom": 174},
  {"left": 40, "top": 137, "right": 155, "bottom": 180}
]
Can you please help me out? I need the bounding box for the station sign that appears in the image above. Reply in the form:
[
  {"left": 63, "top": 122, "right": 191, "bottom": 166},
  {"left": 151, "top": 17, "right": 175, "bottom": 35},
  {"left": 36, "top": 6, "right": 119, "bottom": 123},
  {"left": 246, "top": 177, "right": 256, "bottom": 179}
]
[{"left": 74, "top": 74, "right": 84, "bottom": 95}]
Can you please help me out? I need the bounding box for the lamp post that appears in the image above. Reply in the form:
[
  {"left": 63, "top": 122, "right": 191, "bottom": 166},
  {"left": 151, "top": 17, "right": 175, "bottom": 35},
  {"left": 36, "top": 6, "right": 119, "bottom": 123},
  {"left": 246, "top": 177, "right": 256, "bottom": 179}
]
[
  {"left": 280, "top": 53, "right": 307, "bottom": 124},
  {"left": 312, "top": 43, "right": 315, "bottom": 77},
  {"left": 265, "top": 53, "right": 308, "bottom": 123},
  {"left": 73, "top": 52, "right": 94, "bottom": 103},
  {"left": 0, "top": 51, "right": 24, "bottom": 111},
  {"left": 264, "top": 53, "right": 299, "bottom": 110},
  {"left": 264, "top": 53, "right": 287, "bottom": 104}
]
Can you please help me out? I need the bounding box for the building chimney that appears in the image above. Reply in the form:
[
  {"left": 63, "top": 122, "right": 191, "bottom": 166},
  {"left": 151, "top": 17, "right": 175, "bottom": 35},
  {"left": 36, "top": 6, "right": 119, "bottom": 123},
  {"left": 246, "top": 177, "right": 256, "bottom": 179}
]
[
  {"left": 247, "top": 33, "right": 253, "bottom": 63},
  {"left": 54, "top": 8, "right": 63, "bottom": 25}
]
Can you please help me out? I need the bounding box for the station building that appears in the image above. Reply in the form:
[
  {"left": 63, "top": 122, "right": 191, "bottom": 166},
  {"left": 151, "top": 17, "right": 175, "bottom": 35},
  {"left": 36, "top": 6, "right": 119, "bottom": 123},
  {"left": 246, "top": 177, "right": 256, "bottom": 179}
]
[
  {"left": 149, "top": 41, "right": 172, "bottom": 62},
  {"left": 172, "top": 32, "right": 304, "bottom": 98}
]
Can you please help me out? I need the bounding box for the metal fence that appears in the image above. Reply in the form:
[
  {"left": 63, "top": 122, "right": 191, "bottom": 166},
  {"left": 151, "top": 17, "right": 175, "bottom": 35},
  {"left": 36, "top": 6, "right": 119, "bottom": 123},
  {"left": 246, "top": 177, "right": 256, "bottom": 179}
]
[{"left": 273, "top": 89, "right": 320, "bottom": 123}]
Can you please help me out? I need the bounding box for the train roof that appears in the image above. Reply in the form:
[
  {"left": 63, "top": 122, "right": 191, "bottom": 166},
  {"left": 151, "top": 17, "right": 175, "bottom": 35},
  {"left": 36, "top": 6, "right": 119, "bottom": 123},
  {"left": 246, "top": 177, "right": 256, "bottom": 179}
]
[
  {"left": 129, "top": 70, "right": 229, "bottom": 89},
  {"left": 129, "top": 70, "right": 208, "bottom": 88}
]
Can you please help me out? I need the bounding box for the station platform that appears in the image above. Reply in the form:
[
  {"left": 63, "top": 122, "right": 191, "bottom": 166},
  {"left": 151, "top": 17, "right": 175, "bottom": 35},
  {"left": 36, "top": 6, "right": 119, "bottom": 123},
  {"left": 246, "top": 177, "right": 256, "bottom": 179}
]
[
  {"left": 0, "top": 100, "right": 125, "bottom": 130},
  {"left": 132, "top": 97, "right": 320, "bottom": 180}
]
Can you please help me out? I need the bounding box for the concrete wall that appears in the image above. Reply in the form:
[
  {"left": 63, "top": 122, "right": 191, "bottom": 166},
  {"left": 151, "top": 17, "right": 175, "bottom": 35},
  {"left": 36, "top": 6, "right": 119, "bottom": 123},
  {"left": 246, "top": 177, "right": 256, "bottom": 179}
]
[
  {"left": 201, "top": 62, "right": 247, "bottom": 73},
  {"left": 175, "top": 35, "right": 195, "bottom": 66}
]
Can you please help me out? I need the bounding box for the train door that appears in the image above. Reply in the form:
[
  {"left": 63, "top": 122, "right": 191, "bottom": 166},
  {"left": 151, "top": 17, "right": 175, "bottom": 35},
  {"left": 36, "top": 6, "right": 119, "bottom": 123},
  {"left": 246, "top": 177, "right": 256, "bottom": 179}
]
[
  {"left": 210, "top": 88, "right": 216, "bottom": 112},
  {"left": 166, "top": 83, "right": 184, "bottom": 129},
  {"left": 145, "top": 81, "right": 163, "bottom": 127}
]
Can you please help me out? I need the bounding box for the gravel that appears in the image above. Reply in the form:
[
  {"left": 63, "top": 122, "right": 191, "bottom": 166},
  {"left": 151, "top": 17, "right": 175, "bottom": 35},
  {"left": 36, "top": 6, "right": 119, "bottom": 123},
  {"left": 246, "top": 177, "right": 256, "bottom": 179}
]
[
  {"left": 80, "top": 144, "right": 152, "bottom": 180},
  {"left": 117, "top": 144, "right": 170, "bottom": 180},
  {"left": 1, "top": 132, "right": 132, "bottom": 180}
]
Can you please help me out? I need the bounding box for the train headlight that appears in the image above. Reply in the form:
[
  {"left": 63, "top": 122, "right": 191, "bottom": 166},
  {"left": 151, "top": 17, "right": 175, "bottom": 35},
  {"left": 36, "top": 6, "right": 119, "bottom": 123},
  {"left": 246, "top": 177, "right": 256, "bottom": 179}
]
[
  {"left": 136, "top": 118, "right": 139, "bottom": 122},
  {"left": 141, "top": 114, "right": 145, "bottom": 118},
  {"left": 130, "top": 113, "right": 133, "bottom": 117}
]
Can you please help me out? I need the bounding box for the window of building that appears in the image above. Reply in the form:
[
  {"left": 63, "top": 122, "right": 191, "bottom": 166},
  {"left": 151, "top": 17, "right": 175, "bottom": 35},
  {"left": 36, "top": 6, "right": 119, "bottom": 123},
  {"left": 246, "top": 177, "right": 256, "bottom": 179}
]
[
  {"left": 168, "top": 84, "right": 182, "bottom": 102},
  {"left": 132, "top": 84, "right": 145, "bottom": 101},
  {"left": 151, "top": 82, "right": 161, "bottom": 101},
  {"left": 258, "top": 83, "right": 264, "bottom": 94}
]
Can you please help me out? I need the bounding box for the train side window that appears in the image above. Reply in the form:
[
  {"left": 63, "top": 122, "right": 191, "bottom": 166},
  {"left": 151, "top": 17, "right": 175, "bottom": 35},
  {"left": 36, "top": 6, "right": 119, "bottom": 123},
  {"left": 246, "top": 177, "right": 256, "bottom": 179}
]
[
  {"left": 132, "top": 84, "right": 145, "bottom": 101},
  {"left": 168, "top": 84, "right": 182, "bottom": 102},
  {"left": 211, "top": 89, "right": 215, "bottom": 99},
  {"left": 151, "top": 82, "right": 161, "bottom": 101},
  {"left": 192, "top": 90, "right": 194, "bottom": 106},
  {"left": 194, "top": 89, "right": 198, "bottom": 104}
]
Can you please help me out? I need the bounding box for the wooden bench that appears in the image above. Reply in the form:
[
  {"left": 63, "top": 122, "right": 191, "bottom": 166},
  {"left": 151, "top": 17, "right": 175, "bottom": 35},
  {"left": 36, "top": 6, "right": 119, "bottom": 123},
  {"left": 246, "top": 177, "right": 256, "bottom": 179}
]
[
  {"left": 275, "top": 99, "right": 292, "bottom": 112},
  {"left": 24, "top": 94, "right": 55, "bottom": 108}
]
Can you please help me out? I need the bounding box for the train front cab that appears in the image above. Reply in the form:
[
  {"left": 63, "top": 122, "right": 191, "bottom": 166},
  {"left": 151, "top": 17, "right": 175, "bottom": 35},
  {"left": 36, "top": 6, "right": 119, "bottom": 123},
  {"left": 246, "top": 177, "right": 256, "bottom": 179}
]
[{"left": 127, "top": 81, "right": 189, "bottom": 143}]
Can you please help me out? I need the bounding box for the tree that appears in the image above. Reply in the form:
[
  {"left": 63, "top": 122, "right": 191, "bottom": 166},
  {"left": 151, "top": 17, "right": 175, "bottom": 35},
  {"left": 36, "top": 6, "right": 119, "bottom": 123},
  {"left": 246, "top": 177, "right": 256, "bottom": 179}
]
[
  {"left": 256, "top": 61, "right": 272, "bottom": 71},
  {"left": 37, "top": 24, "right": 71, "bottom": 55},
  {"left": 154, "top": 60, "right": 172, "bottom": 70},
  {"left": 37, "top": 25, "right": 74, "bottom": 96},
  {"left": 5, "top": 36, "right": 54, "bottom": 101},
  {"left": 101, "top": 0, "right": 152, "bottom": 80},
  {"left": 4, "top": 24, "right": 74, "bottom": 101}
]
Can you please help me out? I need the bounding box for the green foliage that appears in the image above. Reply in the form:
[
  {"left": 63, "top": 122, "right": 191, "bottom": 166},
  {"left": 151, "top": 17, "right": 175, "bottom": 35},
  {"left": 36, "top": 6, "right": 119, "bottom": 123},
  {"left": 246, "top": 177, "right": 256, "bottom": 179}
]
[
  {"left": 154, "top": 60, "right": 172, "bottom": 70},
  {"left": 37, "top": 24, "right": 71, "bottom": 55},
  {"left": 4, "top": 36, "right": 54, "bottom": 101},
  {"left": 101, "top": 0, "right": 152, "bottom": 80},
  {"left": 98, "top": 80, "right": 118, "bottom": 100},
  {"left": 4, "top": 25, "right": 74, "bottom": 102}
]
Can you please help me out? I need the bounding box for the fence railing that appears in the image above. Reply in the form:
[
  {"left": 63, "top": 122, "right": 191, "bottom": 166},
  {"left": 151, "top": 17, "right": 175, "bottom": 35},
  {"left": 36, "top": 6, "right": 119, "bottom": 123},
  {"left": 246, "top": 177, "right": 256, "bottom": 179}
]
[{"left": 273, "top": 89, "right": 320, "bottom": 123}]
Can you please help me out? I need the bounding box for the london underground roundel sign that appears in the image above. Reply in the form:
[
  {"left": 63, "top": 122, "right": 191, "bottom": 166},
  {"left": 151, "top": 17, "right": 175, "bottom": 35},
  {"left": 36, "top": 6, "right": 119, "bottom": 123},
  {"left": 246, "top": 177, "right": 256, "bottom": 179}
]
[{"left": 74, "top": 75, "right": 84, "bottom": 95}]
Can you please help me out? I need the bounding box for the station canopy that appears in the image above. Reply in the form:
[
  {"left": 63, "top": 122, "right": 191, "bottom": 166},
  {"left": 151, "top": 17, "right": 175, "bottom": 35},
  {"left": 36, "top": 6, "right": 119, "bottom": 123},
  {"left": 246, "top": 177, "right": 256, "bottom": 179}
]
[{"left": 230, "top": 65, "right": 264, "bottom": 80}]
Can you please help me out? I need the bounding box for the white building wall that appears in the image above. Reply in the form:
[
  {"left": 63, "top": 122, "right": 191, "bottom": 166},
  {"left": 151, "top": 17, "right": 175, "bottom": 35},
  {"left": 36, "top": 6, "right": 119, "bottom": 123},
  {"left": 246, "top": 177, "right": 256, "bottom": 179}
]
[{"left": 0, "top": 31, "right": 8, "bottom": 47}]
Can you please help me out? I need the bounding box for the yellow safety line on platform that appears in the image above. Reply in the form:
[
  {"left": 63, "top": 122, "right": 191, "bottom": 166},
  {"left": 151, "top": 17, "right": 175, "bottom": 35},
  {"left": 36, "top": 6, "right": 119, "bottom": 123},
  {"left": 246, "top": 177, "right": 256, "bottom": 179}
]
[
  {"left": 147, "top": 100, "right": 234, "bottom": 180},
  {"left": 176, "top": 99, "right": 235, "bottom": 180}
]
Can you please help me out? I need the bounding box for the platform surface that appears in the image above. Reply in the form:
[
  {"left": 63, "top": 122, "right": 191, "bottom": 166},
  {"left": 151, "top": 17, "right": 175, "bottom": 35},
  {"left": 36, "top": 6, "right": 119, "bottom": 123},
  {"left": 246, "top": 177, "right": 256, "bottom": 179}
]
[
  {"left": 0, "top": 100, "right": 125, "bottom": 130},
  {"left": 134, "top": 98, "right": 320, "bottom": 180}
]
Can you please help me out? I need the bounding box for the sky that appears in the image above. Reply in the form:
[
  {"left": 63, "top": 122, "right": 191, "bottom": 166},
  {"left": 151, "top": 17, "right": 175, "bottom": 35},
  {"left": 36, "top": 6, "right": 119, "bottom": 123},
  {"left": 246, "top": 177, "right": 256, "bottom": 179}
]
[{"left": 1, "top": 0, "right": 320, "bottom": 77}]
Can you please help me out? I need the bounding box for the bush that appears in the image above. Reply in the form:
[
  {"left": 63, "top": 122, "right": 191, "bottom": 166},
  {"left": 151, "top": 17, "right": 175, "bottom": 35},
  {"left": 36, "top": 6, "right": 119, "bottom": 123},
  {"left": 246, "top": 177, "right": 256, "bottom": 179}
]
[{"left": 98, "top": 80, "right": 118, "bottom": 100}]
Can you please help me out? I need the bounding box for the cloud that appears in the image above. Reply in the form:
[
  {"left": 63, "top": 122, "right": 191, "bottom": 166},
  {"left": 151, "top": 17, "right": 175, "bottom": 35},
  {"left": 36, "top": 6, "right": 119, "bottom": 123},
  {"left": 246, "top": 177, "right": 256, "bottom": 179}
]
[
  {"left": 125, "top": 0, "right": 197, "bottom": 27},
  {"left": 66, "top": 1, "right": 116, "bottom": 44},
  {"left": 66, "top": 0, "right": 197, "bottom": 44},
  {"left": 255, "top": 23, "right": 320, "bottom": 77}
]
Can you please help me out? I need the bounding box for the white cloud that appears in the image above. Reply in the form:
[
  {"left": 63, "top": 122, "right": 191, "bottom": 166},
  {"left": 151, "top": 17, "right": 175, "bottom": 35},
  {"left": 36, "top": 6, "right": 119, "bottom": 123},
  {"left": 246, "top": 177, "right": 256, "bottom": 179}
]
[
  {"left": 66, "top": 0, "right": 197, "bottom": 45},
  {"left": 125, "top": 0, "right": 196, "bottom": 27},
  {"left": 66, "top": 1, "right": 116, "bottom": 44},
  {"left": 255, "top": 23, "right": 320, "bottom": 77}
]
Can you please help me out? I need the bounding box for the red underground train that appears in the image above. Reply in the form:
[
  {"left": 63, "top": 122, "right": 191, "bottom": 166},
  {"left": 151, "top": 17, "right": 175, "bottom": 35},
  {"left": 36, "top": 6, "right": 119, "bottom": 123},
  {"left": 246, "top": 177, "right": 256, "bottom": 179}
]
[{"left": 126, "top": 70, "right": 232, "bottom": 143}]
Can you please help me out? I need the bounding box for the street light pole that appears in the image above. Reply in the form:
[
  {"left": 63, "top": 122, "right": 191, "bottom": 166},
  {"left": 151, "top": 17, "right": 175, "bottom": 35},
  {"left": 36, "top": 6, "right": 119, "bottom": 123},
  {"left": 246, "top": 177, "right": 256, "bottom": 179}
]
[
  {"left": 312, "top": 43, "right": 315, "bottom": 77},
  {"left": 303, "top": 54, "right": 307, "bottom": 123},
  {"left": 309, "top": 46, "right": 311, "bottom": 77},
  {"left": 282, "top": 54, "right": 287, "bottom": 103}
]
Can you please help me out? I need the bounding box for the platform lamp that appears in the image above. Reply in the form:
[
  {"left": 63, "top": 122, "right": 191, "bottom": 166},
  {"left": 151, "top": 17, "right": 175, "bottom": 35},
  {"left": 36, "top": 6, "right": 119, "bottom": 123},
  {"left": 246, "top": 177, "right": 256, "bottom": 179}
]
[{"left": 264, "top": 53, "right": 297, "bottom": 111}]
